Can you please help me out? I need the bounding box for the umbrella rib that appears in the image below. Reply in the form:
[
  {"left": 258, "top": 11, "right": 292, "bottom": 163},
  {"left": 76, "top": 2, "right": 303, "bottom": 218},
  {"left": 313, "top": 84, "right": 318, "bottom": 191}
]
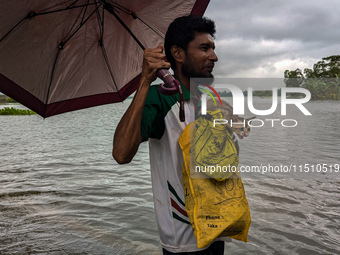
[
  {"left": 132, "top": 15, "right": 164, "bottom": 39},
  {"left": 100, "top": 0, "right": 145, "bottom": 50},
  {"left": 66, "top": 2, "right": 90, "bottom": 40},
  {"left": 62, "top": 4, "right": 101, "bottom": 46},
  {"left": 34, "top": 3, "right": 98, "bottom": 17},
  {"left": 101, "top": 44, "right": 121, "bottom": 100},
  {"left": 94, "top": 2, "right": 121, "bottom": 100},
  {"left": 94, "top": 0, "right": 104, "bottom": 38},
  {"left": 101, "top": 2, "right": 105, "bottom": 38},
  {"left": 80, "top": 0, "right": 91, "bottom": 24},
  {"left": 38, "top": 0, "right": 81, "bottom": 12},
  {"left": 66, "top": 0, "right": 83, "bottom": 9},
  {"left": 0, "top": 1, "right": 88, "bottom": 43},
  {"left": 0, "top": 16, "right": 27, "bottom": 43},
  {"left": 107, "top": 1, "right": 164, "bottom": 38},
  {"left": 107, "top": 1, "right": 131, "bottom": 15},
  {"left": 44, "top": 49, "right": 62, "bottom": 116}
]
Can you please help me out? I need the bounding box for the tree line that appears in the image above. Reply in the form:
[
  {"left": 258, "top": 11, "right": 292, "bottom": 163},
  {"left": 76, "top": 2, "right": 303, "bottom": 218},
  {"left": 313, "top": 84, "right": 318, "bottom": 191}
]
[
  {"left": 284, "top": 55, "right": 340, "bottom": 100},
  {"left": 219, "top": 55, "right": 339, "bottom": 100}
]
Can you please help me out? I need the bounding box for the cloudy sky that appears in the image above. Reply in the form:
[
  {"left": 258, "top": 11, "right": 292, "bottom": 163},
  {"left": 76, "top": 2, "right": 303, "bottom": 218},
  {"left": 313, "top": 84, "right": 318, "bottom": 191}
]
[{"left": 204, "top": 0, "right": 340, "bottom": 79}]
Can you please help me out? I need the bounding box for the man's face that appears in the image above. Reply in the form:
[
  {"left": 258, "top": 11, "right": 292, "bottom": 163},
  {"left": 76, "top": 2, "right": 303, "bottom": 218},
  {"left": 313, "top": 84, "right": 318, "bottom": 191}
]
[{"left": 181, "top": 32, "right": 218, "bottom": 79}]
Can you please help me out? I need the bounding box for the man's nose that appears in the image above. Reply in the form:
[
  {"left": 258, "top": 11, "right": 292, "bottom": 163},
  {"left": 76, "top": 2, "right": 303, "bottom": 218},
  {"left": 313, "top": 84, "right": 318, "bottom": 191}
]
[{"left": 209, "top": 50, "right": 218, "bottom": 62}]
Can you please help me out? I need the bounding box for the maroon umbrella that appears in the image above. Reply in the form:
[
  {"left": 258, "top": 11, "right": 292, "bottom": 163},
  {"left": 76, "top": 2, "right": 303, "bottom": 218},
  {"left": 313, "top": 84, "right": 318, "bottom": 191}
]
[{"left": 0, "top": 0, "right": 209, "bottom": 117}]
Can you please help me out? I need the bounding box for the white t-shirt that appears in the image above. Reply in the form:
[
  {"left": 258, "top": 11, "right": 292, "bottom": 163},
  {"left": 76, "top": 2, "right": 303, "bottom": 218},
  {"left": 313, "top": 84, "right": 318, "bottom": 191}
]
[{"left": 141, "top": 83, "right": 228, "bottom": 253}]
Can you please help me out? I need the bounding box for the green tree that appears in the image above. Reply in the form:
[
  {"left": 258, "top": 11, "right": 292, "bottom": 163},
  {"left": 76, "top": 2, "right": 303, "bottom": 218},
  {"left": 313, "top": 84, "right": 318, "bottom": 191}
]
[
  {"left": 284, "top": 55, "right": 340, "bottom": 100},
  {"left": 310, "top": 55, "right": 340, "bottom": 78},
  {"left": 284, "top": 68, "right": 304, "bottom": 87}
]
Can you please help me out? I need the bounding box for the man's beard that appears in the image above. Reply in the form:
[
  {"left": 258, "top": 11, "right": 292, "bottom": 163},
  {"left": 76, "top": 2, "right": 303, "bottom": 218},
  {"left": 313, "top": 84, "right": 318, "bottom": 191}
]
[{"left": 181, "top": 57, "right": 214, "bottom": 85}]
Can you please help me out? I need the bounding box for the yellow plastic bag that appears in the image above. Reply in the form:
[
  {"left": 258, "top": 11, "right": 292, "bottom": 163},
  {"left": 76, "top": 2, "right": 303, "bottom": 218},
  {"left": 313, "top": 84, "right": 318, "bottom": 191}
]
[
  {"left": 178, "top": 111, "right": 251, "bottom": 249},
  {"left": 191, "top": 110, "right": 239, "bottom": 181}
]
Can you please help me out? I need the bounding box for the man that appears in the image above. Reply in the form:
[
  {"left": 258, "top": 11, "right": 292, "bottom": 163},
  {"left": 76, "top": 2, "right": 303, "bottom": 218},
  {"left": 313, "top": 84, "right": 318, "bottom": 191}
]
[{"left": 113, "top": 16, "right": 226, "bottom": 254}]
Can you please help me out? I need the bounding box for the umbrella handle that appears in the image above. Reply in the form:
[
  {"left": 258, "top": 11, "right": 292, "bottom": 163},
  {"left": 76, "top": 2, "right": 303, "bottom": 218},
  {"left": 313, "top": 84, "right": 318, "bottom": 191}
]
[
  {"left": 157, "top": 69, "right": 178, "bottom": 95},
  {"left": 157, "top": 69, "right": 185, "bottom": 122}
]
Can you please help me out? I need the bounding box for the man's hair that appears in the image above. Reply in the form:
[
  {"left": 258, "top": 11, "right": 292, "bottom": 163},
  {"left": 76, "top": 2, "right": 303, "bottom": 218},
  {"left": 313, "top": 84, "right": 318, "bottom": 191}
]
[{"left": 164, "top": 15, "right": 216, "bottom": 71}]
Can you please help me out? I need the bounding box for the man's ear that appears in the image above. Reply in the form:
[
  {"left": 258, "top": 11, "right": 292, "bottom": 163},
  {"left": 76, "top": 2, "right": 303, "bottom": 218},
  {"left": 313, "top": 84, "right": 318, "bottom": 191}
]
[{"left": 171, "top": 45, "right": 185, "bottom": 64}]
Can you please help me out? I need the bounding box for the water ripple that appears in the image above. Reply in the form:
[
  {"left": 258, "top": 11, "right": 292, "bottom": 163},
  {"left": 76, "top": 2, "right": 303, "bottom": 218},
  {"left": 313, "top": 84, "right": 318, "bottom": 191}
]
[{"left": 1, "top": 100, "right": 339, "bottom": 254}]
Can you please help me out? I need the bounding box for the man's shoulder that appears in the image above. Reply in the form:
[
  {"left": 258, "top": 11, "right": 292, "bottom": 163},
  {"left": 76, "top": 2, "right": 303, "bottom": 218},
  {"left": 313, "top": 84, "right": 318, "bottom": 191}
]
[
  {"left": 145, "top": 84, "right": 161, "bottom": 102},
  {"left": 141, "top": 84, "right": 179, "bottom": 142},
  {"left": 146, "top": 84, "right": 178, "bottom": 108},
  {"left": 148, "top": 83, "right": 161, "bottom": 93}
]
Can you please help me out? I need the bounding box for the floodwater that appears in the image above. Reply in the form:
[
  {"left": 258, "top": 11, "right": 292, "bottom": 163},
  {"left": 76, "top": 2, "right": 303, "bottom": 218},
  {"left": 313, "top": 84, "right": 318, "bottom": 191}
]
[{"left": 0, "top": 98, "right": 339, "bottom": 254}]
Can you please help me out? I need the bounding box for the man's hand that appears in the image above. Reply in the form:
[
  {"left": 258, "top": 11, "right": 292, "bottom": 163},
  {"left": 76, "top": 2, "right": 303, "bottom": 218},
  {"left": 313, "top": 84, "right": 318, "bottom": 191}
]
[{"left": 141, "top": 44, "right": 171, "bottom": 84}]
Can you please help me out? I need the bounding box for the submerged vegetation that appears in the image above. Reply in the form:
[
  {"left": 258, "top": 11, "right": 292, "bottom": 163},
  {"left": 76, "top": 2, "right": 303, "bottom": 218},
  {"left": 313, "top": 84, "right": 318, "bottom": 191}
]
[
  {"left": 284, "top": 55, "right": 340, "bottom": 100},
  {"left": 0, "top": 107, "right": 36, "bottom": 115},
  {"left": 0, "top": 95, "right": 35, "bottom": 115}
]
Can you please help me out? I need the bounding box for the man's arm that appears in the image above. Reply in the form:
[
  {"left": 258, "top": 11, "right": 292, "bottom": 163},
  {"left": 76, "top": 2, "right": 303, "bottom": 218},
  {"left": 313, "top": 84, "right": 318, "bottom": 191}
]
[{"left": 112, "top": 45, "right": 170, "bottom": 164}]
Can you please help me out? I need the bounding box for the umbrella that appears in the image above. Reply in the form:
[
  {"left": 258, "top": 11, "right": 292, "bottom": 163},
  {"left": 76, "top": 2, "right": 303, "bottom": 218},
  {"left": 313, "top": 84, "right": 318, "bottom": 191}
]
[{"left": 0, "top": 0, "right": 209, "bottom": 117}]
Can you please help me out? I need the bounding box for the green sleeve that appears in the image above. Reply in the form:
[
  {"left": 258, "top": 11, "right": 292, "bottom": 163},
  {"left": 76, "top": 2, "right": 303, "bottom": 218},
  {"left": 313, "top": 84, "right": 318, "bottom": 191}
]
[
  {"left": 140, "top": 85, "right": 166, "bottom": 142},
  {"left": 140, "top": 84, "right": 184, "bottom": 142}
]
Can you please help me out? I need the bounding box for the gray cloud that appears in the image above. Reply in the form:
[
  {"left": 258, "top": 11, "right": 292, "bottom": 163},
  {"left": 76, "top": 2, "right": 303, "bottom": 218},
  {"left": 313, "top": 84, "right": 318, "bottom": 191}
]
[{"left": 205, "top": 0, "right": 340, "bottom": 78}]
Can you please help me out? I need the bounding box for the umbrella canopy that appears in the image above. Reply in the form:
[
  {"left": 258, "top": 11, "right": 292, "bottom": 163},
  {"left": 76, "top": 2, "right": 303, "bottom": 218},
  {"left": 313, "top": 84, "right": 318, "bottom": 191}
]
[{"left": 0, "top": 0, "right": 209, "bottom": 117}]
